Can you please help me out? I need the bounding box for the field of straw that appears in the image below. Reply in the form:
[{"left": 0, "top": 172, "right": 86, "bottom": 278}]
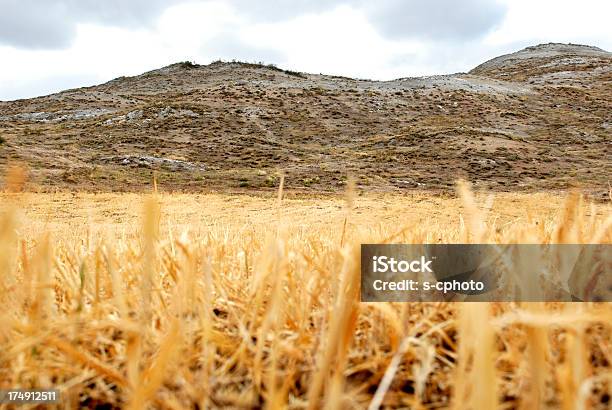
[{"left": 0, "top": 181, "right": 610, "bottom": 409}]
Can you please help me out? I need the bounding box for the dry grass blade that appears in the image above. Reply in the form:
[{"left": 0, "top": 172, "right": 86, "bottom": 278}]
[
  {"left": 0, "top": 186, "right": 609, "bottom": 409},
  {"left": 46, "top": 336, "right": 128, "bottom": 387},
  {"left": 127, "top": 319, "right": 181, "bottom": 410},
  {"left": 307, "top": 245, "right": 360, "bottom": 410}
]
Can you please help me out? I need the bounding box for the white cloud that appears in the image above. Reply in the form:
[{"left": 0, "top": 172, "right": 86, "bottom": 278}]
[
  {"left": 239, "top": 6, "right": 415, "bottom": 78},
  {"left": 0, "top": 0, "right": 609, "bottom": 100},
  {"left": 486, "top": 0, "right": 612, "bottom": 50},
  {"left": 0, "top": 2, "right": 240, "bottom": 100},
  {"left": 0, "top": 0, "right": 178, "bottom": 49}
]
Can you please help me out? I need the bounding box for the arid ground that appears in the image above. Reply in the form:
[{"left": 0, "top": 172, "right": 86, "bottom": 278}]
[{"left": 0, "top": 43, "right": 610, "bottom": 198}]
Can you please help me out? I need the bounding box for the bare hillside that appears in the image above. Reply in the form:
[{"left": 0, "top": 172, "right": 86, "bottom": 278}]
[{"left": 0, "top": 43, "right": 610, "bottom": 196}]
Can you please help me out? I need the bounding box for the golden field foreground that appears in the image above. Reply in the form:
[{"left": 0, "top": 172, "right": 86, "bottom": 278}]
[{"left": 0, "top": 187, "right": 610, "bottom": 409}]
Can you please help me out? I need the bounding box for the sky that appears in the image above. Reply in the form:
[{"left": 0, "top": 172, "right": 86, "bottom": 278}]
[{"left": 0, "top": 0, "right": 610, "bottom": 101}]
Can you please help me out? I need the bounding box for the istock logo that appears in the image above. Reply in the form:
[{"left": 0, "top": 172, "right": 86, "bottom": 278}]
[{"left": 372, "top": 255, "right": 433, "bottom": 273}]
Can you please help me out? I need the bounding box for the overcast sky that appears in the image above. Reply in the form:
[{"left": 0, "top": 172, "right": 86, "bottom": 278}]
[{"left": 1, "top": 0, "right": 610, "bottom": 101}]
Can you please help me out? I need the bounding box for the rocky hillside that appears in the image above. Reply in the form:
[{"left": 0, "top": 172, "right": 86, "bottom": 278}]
[{"left": 0, "top": 43, "right": 610, "bottom": 196}]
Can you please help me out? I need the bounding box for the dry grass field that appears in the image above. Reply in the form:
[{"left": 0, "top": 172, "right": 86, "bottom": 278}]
[{"left": 0, "top": 183, "right": 611, "bottom": 409}]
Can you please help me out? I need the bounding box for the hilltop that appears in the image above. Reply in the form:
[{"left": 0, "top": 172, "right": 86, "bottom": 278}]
[{"left": 0, "top": 43, "right": 610, "bottom": 197}]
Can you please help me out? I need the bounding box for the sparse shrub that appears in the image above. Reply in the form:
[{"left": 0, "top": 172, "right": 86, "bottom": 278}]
[
  {"left": 301, "top": 176, "right": 320, "bottom": 186},
  {"left": 213, "top": 58, "right": 306, "bottom": 78},
  {"left": 238, "top": 177, "right": 250, "bottom": 188},
  {"left": 264, "top": 175, "right": 277, "bottom": 187},
  {"left": 61, "top": 171, "right": 77, "bottom": 183},
  {"left": 178, "top": 61, "right": 198, "bottom": 69},
  {"left": 23, "top": 128, "right": 43, "bottom": 136},
  {"left": 282, "top": 69, "right": 307, "bottom": 79}
]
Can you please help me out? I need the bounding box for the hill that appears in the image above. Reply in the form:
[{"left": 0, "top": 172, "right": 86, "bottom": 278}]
[{"left": 0, "top": 43, "right": 610, "bottom": 197}]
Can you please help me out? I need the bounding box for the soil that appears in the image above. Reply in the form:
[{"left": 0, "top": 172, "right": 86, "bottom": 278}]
[{"left": 0, "top": 43, "right": 610, "bottom": 198}]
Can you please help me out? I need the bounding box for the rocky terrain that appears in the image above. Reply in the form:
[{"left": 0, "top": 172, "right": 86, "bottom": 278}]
[{"left": 0, "top": 43, "right": 610, "bottom": 196}]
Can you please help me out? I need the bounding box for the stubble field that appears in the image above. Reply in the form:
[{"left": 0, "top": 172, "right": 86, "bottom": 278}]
[{"left": 0, "top": 186, "right": 610, "bottom": 409}]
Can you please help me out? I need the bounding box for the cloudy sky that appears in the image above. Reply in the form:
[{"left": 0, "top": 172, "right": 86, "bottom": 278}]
[{"left": 0, "top": 0, "right": 610, "bottom": 101}]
